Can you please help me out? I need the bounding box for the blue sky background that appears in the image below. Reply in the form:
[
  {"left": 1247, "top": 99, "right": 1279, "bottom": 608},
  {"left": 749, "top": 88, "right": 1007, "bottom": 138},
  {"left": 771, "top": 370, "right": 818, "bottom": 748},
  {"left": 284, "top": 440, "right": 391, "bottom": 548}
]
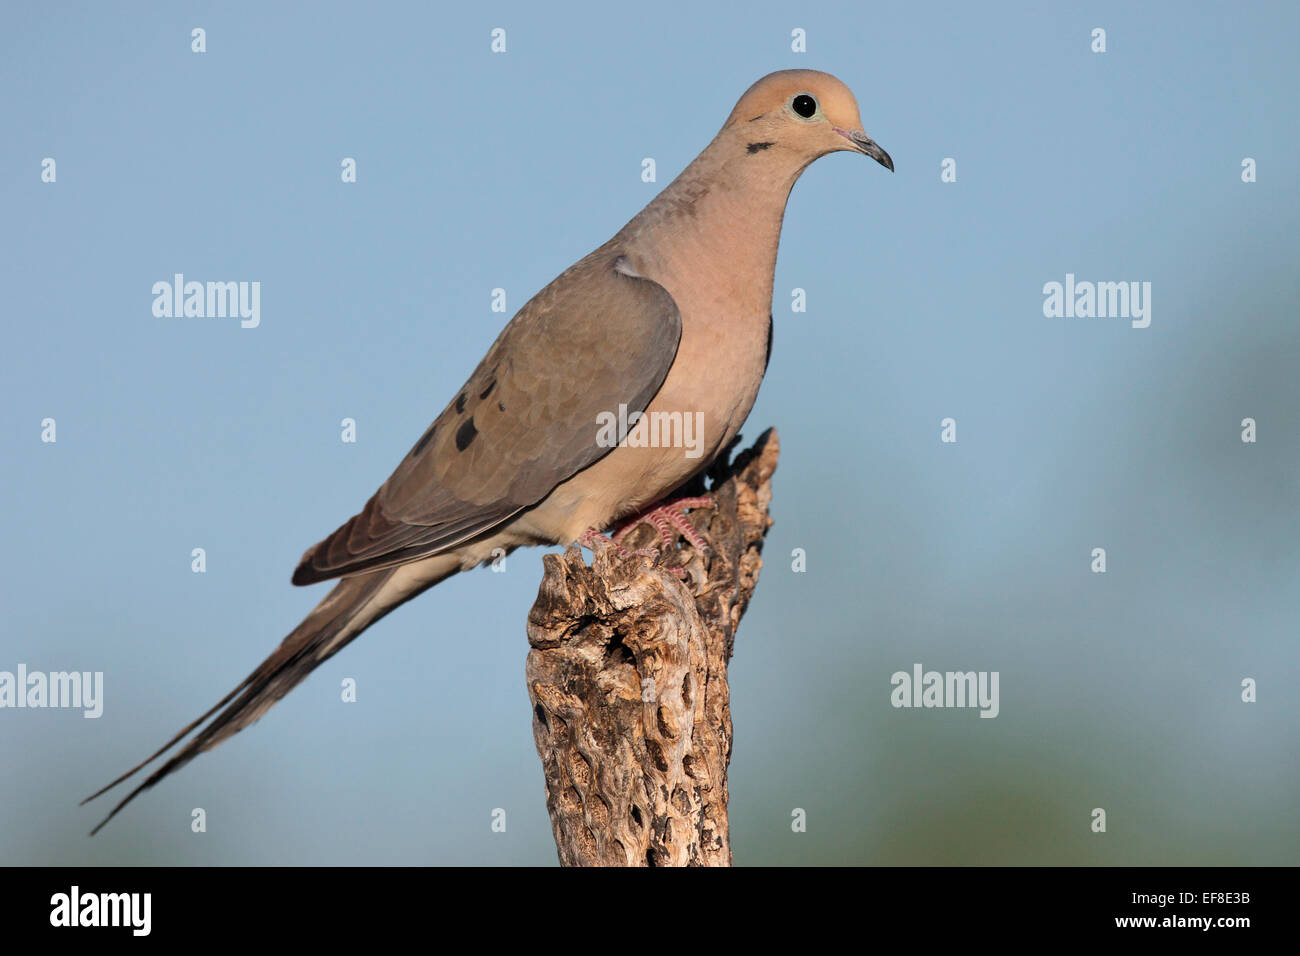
[{"left": 2, "top": 1, "right": 1297, "bottom": 864}]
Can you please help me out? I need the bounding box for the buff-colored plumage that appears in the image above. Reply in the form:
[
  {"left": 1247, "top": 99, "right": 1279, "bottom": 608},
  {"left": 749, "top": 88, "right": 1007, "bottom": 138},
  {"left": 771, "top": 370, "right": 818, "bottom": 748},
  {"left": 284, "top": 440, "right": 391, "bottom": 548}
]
[{"left": 84, "top": 69, "right": 892, "bottom": 833}]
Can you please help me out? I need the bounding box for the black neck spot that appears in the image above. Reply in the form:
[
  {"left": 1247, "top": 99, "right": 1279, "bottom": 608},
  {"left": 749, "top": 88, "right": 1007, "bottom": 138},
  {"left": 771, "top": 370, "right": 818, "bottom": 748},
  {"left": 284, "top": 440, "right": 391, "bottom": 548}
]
[{"left": 747, "top": 141, "right": 774, "bottom": 154}]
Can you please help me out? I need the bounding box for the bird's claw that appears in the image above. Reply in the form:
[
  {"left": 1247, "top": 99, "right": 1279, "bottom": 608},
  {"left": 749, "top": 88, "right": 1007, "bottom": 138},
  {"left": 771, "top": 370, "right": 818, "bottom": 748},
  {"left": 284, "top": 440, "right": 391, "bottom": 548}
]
[
  {"left": 612, "top": 495, "right": 716, "bottom": 555},
  {"left": 579, "top": 528, "right": 658, "bottom": 561}
]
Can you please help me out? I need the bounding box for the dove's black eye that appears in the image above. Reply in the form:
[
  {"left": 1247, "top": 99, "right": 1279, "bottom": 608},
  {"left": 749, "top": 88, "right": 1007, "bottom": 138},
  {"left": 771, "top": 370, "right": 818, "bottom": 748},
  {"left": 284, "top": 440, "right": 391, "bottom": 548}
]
[{"left": 791, "top": 93, "right": 818, "bottom": 119}]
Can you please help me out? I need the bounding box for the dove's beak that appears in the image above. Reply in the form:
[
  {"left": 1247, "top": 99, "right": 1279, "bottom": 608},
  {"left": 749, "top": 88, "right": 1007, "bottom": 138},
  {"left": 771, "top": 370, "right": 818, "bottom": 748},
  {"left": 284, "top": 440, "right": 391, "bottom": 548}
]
[{"left": 835, "top": 127, "right": 894, "bottom": 171}]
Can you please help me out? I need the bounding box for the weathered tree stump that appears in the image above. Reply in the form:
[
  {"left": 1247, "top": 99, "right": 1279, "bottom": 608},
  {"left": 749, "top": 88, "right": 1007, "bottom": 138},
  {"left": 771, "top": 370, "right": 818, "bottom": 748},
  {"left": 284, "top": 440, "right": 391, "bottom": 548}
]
[{"left": 525, "top": 428, "right": 778, "bottom": 866}]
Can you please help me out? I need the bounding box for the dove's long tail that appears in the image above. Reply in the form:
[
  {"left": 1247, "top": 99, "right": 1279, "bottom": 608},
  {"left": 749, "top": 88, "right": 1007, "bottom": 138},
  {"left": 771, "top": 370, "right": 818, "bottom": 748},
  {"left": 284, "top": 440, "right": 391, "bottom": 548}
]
[{"left": 82, "top": 556, "right": 459, "bottom": 835}]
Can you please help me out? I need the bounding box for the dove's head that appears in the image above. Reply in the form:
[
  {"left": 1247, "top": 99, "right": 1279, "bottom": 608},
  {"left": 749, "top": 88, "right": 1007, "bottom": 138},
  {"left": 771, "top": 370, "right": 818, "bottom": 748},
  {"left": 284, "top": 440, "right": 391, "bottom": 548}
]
[{"left": 723, "top": 69, "right": 893, "bottom": 172}]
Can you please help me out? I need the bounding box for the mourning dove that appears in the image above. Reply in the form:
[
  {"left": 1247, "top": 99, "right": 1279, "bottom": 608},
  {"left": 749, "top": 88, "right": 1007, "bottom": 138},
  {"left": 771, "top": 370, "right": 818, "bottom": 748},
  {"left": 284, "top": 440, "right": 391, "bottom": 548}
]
[{"left": 84, "top": 68, "right": 893, "bottom": 833}]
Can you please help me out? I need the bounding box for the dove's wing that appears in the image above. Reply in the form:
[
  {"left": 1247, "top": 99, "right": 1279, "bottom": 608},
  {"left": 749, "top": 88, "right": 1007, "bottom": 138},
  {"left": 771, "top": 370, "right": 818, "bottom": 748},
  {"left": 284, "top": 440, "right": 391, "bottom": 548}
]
[{"left": 292, "top": 250, "right": 680, "bottom": 585}]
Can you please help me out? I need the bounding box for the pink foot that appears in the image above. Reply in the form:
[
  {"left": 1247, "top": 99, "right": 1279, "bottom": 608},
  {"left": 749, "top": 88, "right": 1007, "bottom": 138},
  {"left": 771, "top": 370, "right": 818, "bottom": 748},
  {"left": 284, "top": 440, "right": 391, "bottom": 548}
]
[
  {"left": 612, "top": 496, "right": 716, "bottom": 554},
  {"left": 579, "top": 528, "right": 657, "bottom": 560}
]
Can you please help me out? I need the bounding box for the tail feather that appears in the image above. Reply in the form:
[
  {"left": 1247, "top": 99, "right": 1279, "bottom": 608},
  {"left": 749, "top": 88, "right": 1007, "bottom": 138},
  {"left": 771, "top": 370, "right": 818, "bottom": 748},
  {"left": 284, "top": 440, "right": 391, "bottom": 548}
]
[{"left": 82, "top": 568, "right": 400, "bottom": 835}]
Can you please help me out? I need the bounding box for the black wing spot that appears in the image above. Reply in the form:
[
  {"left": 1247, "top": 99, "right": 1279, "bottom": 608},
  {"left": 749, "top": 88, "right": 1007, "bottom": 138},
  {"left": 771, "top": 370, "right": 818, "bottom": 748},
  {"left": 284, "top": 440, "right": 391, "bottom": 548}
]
[
  {"left": 409, "top": 422, "right": 437, "bottom": 458},
  {"left": 455, "top": 417, "right": 478, "bottom": 451},
  {"left": 455, "top": 392, "right": 467, "bottom": 413},
  {"left": 479, "top": 379, "right": 496, "bottom": 400},
  {"left": 747, "top": 142, "right": 774, "bottom": 154}
]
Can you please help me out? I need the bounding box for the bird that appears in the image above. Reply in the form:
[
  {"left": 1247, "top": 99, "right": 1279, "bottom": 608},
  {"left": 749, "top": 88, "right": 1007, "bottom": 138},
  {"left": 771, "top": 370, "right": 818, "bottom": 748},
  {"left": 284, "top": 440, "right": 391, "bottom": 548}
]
[{"left": 83, "top": 68, "right": 893, "bottom": 834}]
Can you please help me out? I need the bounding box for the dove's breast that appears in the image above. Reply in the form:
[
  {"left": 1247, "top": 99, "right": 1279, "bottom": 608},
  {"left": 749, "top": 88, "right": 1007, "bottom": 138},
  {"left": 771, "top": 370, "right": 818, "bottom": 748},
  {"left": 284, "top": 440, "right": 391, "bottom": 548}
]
[
  {"left": 515, "top": 244, "right": 777, "bottom": 544},
  {"left": 510, "top": 146, "right": 791, "bottom": 544}
]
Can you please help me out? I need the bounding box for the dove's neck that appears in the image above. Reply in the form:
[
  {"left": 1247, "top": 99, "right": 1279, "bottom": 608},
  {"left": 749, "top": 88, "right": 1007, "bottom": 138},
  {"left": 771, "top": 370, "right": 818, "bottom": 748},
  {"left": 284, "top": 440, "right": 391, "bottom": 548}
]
[{"left": 620, "top": 135, "right": 806, "bottom": 322}]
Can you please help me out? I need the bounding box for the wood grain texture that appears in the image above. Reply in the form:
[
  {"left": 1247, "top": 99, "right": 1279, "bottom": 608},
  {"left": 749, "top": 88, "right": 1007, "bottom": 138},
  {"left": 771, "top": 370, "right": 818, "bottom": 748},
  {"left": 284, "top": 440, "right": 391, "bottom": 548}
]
[{"left": 525, "top": 429, "right": 779, "bottom": 866}]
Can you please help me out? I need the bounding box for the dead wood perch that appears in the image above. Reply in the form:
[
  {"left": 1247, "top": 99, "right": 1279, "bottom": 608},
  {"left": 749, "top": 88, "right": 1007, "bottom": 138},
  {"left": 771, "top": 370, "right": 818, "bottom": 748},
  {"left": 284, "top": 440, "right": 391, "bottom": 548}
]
[{"left": 525, "top": 428, "right": 779, "bottom": 866}]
